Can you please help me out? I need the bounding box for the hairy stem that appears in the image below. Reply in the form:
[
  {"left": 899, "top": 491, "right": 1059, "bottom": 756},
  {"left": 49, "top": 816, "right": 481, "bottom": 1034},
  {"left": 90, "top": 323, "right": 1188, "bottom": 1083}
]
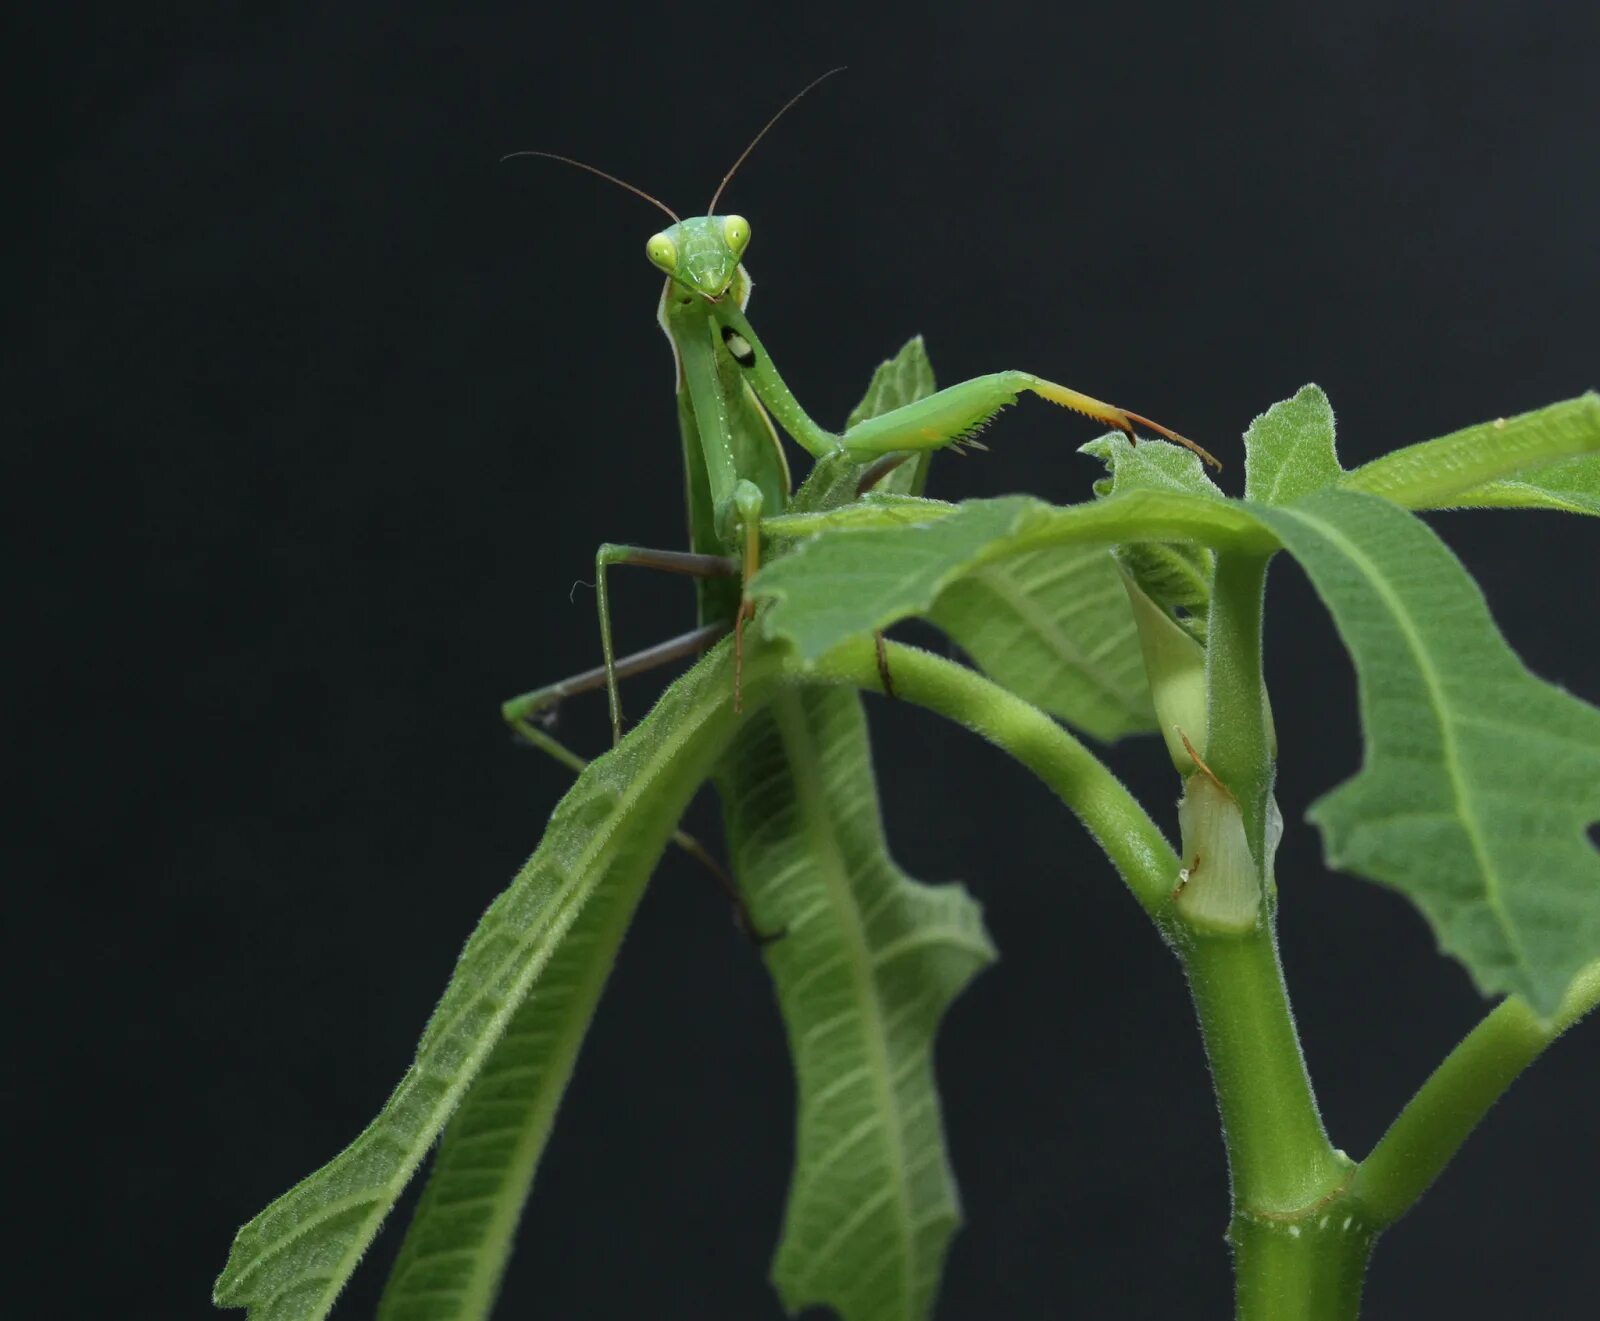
[
  {"left": 1182, "top": 927, "right": 1348, "bottom": 1214},
  {"left": 1230, "top": 1212, "right": 1375, "bottom": 1321},
  {"left": 808, "top": 636, "right": 1178, "bottom": 916},
  {"left": 1352, "top": 960, "right": 1600, "bottom": 1227}
]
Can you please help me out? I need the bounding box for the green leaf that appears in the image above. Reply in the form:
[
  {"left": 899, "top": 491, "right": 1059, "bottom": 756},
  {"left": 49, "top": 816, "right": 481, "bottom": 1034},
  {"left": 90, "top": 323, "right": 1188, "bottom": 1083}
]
[
  {"left": 719, "top": 688, "right": 994, "bottom": 1321},
  {"left": 1341, "top": 393, "right": 1600, "bottom": 511},
  {"left": 753, "top": 491, "right": 1271, "bottom": 664},
  {"left": 926, "top": 545, "right": 1155, "bottom": 741},
  {"left": 1446, "top": 451, "right": 1600, "bottom": 517},
  {"left": 1242, "top": 384, "right": 1343, "bottom": 506},
  {"left": 214, "top": 642, "right": 761, "bottom": 1321},
  {"left": 1250, "top": 490, "right": 1600, "bottom": 1014},
  {"left": 1080, "top": 433, "right": 1225, "bottom": 499},
  {"left": 374, "top": 843, "right": 643, "bottom": 1320}
]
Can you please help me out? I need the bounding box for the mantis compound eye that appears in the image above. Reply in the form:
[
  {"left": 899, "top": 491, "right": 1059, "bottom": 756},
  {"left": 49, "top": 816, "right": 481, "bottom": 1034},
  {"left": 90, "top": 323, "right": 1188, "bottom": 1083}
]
[
  {"left": 722, "top": 214, "right": 750, "bottom": 257},
  {"left": 645, "top": 233, "right": 677, "bottom": 272}
]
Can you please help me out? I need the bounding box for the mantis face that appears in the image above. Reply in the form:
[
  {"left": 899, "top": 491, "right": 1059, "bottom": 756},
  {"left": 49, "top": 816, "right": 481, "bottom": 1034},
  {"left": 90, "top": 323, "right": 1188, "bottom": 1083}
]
[{"left": 646, "top": 214, "right": 751, "bottom": 300}]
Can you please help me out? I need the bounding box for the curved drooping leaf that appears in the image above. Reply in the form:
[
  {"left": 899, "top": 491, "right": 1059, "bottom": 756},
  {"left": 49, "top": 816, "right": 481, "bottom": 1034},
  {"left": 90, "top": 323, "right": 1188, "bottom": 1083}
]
[
  {"left": 1242, "top": 384, "right": 1342, "bottom": 507},
  {"left": 1252, "top": 490, "right": 1600, "bottom": 1015},
  {"left": 719, "top": 687, "right": 994, "bottom": 1321},
  {"left": 753, "top": 490, "right": 1271, "bottom": 663},
  {"left": 214, "top": 641, "right": 765, "bottom": 1321},
  {"left": 373, "top": 837, "right": 644, "bottom": 1321},
  {"left": 1340, "top": 392, "right": 1600, "bottom": 511}
]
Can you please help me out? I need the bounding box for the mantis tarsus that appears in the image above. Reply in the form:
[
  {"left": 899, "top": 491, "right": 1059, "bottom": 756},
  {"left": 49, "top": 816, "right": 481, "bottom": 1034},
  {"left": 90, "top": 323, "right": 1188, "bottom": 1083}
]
[{"left": 500, "top": 74, "right": 1217, "bottom": 761}]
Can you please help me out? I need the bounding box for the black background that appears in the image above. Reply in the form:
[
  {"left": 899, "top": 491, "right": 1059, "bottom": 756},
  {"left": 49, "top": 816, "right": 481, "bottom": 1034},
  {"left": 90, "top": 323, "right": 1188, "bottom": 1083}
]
[{"left": 19, "top": 2, "right": 1600, "bottom": 1318}]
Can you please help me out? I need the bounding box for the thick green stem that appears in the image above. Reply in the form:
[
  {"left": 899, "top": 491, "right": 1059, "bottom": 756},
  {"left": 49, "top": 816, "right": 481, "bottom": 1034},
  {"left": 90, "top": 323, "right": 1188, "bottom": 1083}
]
[
  {"left": 1352, "top": 960, "right": 1600, "bottom": 1226},
  {"left": 1191, "top": 546, "right": 1378, "bottom": 1317},
  {"left": 1182, "top": 927, "right": 1348, "bottom": 1213},
  {"left": 1231, "top": 1213, "right": 1375, "bottom": 1321},
  {"left": 808, "top": 637, "right": 1178, "bottom": 916}
]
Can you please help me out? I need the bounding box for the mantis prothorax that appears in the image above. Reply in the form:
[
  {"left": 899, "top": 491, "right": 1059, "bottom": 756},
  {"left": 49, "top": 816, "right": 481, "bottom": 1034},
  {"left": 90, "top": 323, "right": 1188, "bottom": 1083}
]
[{"left": 501, "top": 76, "right": 1218, "bottom": 753}]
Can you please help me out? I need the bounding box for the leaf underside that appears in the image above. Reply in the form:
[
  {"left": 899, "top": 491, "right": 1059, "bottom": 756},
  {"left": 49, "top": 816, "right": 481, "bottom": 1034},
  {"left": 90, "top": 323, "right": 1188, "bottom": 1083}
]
[
  {"left": 720, "top": 687, "right": 994, "bottom": 1321},
  {"left": 927, "top": 545, "right": 1155, "bottom": 740},
  {"left": 214, "top": 644, "right": 754, "bottom": 1321},
  {"left": 716, "top": 338, "right": 992, "bottom": 1321},
  {"left": 754, "top": 487, "right": 1268, "bottom": 665}
]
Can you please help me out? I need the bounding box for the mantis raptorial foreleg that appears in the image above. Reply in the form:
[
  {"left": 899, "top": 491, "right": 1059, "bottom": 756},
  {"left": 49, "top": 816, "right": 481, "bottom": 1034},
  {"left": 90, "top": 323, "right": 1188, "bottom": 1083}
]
[{"left": 710, "top": 303, "right": 1221, "bottom": 470}]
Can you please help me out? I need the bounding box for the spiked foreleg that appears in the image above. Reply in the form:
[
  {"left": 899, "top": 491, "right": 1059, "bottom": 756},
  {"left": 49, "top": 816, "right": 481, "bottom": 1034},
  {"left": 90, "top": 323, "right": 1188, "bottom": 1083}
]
[{"left": 838, "top": 370, "right": 1220, "bottom": 469}]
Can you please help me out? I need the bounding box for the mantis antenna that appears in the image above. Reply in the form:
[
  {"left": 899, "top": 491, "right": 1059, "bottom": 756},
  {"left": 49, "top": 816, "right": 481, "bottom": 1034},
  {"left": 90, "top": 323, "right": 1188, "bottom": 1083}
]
[
  {"left": 500, "top": 150, "right": 681, "bottom": 223},
  {"left": 706, "top": 66, "right": 846, "bottom": 214}
]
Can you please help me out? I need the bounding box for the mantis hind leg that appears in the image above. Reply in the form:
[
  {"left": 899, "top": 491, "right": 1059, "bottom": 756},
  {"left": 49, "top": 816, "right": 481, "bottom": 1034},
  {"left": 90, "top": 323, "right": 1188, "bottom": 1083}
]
[
  {"left": 591, "top": 544, "right": 738, "bottom": 742},
  {"left": 500, "top": 620, "right": 729, "bottom": 735},
  {"left": 501, "top": 632, "right": 778, "bottom": 944}
]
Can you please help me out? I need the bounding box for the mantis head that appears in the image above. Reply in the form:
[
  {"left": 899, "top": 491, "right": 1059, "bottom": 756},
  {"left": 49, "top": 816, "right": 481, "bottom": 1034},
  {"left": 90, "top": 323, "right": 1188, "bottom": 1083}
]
[{"left": 645, "top": 215, "right": 750, "bottom": 300}]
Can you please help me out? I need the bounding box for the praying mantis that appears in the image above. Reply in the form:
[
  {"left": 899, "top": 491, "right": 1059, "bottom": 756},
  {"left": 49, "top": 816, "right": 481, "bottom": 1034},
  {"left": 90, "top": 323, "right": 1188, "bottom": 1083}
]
[{"left": 499, "top": 74, "right": 1217, "bottom": 764}]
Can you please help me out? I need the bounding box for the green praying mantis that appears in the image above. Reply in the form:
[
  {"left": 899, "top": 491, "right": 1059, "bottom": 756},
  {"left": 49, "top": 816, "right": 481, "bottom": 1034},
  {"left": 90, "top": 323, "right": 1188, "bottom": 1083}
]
[{"left": 499, "top": 74, "right": 1218, "bottom": 764}]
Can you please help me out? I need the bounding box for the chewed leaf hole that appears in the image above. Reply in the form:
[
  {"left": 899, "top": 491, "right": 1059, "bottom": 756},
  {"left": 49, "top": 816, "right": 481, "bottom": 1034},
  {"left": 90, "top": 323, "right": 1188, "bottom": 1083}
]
[{"left": 1588, "top": 820, "right": 1600, "bottom": 852}]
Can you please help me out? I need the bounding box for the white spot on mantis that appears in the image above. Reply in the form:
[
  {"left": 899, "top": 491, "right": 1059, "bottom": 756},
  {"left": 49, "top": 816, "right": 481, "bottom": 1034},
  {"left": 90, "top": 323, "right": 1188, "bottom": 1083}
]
[
  {"left": 1288, "top": 1224, "right": 1301, "bottom": 1238},
  {"left": 1342, "top": 1216, "right": 1353, "bottom": 1230},
  {"left": 724, "top": 331, "right": 755, "bottom": 366}
]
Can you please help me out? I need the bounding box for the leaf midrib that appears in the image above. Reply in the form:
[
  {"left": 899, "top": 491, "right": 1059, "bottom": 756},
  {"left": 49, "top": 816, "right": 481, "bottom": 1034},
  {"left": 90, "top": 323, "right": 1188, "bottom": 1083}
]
[
  {"left": 1283, "top": 506, "right": 1529, "bottom": 979},
  {"left": 771, "top": 691, "right": 915, "bottom": 1314}
]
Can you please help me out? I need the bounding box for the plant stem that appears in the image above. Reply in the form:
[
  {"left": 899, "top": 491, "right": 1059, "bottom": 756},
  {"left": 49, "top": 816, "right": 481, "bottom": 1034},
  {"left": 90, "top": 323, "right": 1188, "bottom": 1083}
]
[
  {"left": 1352, "top": 959, "right": 1600, "bottom": 1227},
  {"left": 1182, "top": 927, "right": 1348, "bottom": 1213},
  {"left": 1231, "top": 1212, "right": 1375, "bottom": 1321},
  {"left": 1191, "top": 545, "right": 1380, "bottom": 1317},
  {"left": 809, "top": 637, "right": 1178, "bottom": 916}
]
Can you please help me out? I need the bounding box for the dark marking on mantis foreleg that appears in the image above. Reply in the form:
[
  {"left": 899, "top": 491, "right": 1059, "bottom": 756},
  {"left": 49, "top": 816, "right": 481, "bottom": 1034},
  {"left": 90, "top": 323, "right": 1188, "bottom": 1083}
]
[{"left": 720, "top": 324, "right": 757, "bottom": 368}]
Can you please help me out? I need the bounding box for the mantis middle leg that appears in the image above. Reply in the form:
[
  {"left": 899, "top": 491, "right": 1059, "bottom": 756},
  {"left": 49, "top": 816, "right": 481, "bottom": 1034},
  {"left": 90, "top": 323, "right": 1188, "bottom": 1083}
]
[{"left": 591, "top": 544, "right": 738, "bottom": 741}]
